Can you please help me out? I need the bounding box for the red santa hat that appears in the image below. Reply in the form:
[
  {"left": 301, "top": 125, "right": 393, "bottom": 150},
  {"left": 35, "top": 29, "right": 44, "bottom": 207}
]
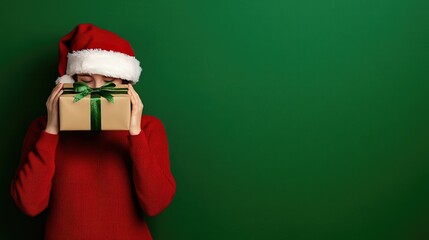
[{"left": 55, "top": 23, "right": 142, "bottom": 85}]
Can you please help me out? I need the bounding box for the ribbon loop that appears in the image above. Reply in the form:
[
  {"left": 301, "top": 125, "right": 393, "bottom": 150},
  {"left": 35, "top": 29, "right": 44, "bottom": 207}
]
[{"left": 73, "top": 82, "right": 117, "bottom": 103}]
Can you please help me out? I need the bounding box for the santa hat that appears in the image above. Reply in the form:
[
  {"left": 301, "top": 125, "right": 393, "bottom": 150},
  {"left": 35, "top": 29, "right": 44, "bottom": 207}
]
[{"left": 55, "top": 23, "right": 142, "bottom": 85}]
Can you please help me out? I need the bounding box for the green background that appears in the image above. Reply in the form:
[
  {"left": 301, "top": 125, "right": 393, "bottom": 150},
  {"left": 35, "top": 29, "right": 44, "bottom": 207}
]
[{"left": 1, "top": 0, "right": 429, "bottom": 239}]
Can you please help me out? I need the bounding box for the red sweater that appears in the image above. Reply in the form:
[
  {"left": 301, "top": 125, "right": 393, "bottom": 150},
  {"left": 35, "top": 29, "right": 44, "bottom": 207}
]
[{"left": 10, "top": 115, "right": 176, "bottom": 240}]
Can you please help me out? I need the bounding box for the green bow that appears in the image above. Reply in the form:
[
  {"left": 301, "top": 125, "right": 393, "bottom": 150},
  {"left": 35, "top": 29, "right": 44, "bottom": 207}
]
[{"left": 73, "top": 82, "right": 117, "bottom": 103}]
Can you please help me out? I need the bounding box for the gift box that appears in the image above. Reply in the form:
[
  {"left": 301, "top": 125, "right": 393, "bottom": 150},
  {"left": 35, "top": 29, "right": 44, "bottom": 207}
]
[{"left": 59, "top": 82, "right": 130, "bottom": 131}]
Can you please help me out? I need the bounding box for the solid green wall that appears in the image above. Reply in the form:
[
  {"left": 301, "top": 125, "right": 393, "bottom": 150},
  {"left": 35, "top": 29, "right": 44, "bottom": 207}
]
[{"left": 1, "top": 0, "right": 429, "bottom": 239}]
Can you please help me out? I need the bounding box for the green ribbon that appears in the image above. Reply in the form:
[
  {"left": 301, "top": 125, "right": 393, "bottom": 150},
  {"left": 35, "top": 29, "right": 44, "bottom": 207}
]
[{"left": 63, "top": 82, "right": 128, "bottom": 131}]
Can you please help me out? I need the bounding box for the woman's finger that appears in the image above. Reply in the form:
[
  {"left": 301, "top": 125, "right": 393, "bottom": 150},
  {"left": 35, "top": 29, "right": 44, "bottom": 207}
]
[
  {"left": 129, "top": 84, "right": 143, "bottom": 108},
  {"left": 134, "top": 89, "right": 143, "bottom": 108},
  {"left": 52, "top": 89, "right": 64, "bottom": 107},
  {"left": 49, "top": 83, "right": 63, "bottom": 101},
  {"left": 128, "top": 84, "right": 139, "bottom": 107},
  {"left": 48, "top": 83, "right": 64, "bottom": 109},
  {"left": 50, "top": 82, "right": 63, "bottom": 94}
]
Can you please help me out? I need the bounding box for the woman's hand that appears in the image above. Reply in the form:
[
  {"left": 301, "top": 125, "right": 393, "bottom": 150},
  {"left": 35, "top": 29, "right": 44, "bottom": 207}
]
[
  {"left": 128, "top": 83, "right": 144, "bottom": 135},
  {"left": 45, "top": 83, "right": 64, "bottom": 135}
]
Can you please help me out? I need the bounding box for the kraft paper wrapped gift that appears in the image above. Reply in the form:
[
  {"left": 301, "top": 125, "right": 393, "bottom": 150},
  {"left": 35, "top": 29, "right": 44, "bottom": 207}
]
[{"left": 59, "top": 82, "right": 130, "bottom": 131}]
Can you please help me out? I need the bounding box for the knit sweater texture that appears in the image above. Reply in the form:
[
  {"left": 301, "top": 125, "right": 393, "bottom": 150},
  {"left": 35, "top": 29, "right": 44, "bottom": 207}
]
[{"left": 10, "top": 115, "right": 176, "bottom": 240}]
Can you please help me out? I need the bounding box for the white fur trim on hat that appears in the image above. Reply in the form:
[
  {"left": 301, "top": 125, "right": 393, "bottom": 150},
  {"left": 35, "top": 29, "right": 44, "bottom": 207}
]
[
  {"left": 55, "top": 75, "right": 75, "bottom": 84},
  {"left": 66, "top": 49, "right": 142, "bottom": 83}
]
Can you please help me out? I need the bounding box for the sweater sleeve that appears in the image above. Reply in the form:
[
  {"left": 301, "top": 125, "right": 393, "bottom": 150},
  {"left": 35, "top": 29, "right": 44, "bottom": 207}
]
[
  {"left": 128, "top": 117, "right": 176, "bottom": 217},
  {"left": 10, "top": 116, "right": 59, "bottom": 217}
]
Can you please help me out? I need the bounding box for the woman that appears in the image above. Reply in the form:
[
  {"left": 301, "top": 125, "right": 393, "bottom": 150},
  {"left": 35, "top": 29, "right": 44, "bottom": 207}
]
[{"left": 10, "top": 23, "right": 176, "bottom": 240}]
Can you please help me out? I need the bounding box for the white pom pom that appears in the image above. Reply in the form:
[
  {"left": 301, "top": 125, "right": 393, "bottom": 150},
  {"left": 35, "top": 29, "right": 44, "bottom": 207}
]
[{"left": 55, "top": 75, "right": 75, "bottom": 84}]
